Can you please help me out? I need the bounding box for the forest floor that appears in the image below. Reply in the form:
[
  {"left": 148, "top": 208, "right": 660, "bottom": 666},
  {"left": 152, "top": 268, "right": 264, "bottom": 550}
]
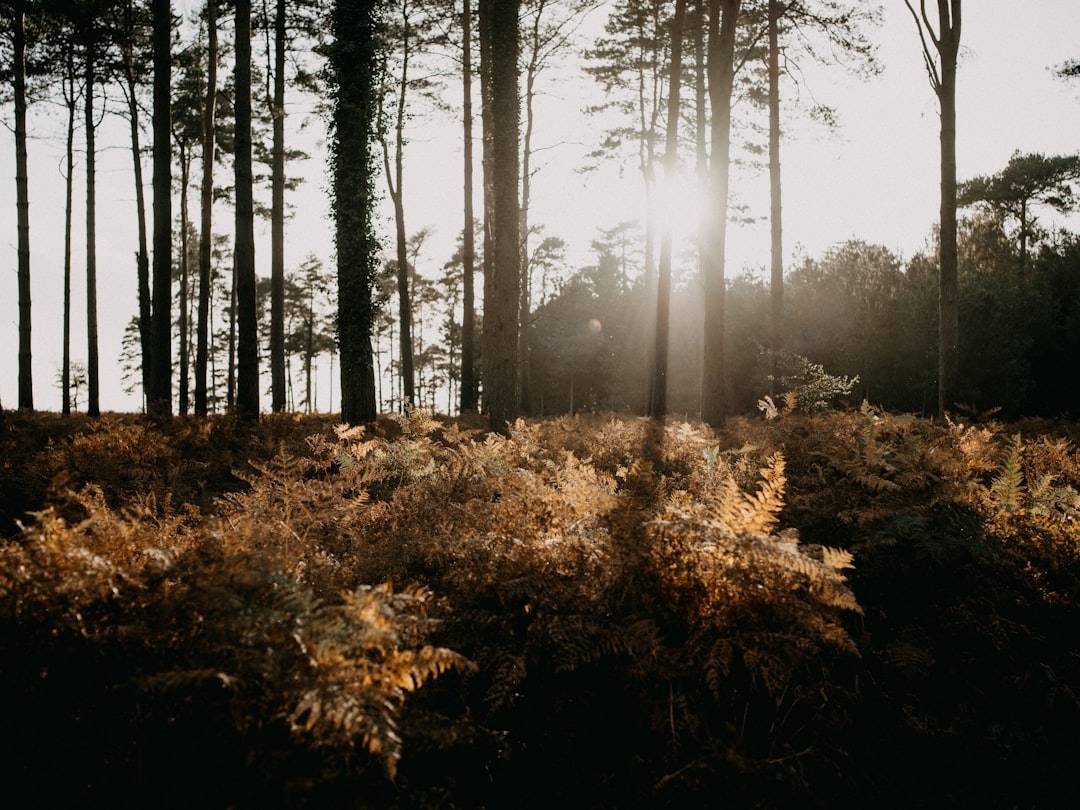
[{"left": 1, "top": 407, "right": 1078, "bottom": 809}]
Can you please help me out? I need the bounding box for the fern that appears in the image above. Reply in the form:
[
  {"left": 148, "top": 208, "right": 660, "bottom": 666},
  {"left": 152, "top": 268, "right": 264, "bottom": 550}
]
[{"left": 990, "top": 433, "right": 1026, "bottom": 512}]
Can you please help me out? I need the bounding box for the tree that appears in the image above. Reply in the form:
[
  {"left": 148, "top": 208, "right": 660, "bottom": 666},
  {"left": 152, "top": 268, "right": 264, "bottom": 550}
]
[
  {"left": 69, "top": 0, "right": 121, "bottom": 417},
  {"left": 6, "top": 1, "right": 33, "bottom": 409},
  {"left": 172, "top": 35, "right": 209, "bottom": 415},
  {"left": 649, "top": 0, "right": 686, "bottom": 417},
  {"left": 906, "top": 0, "right": 960, "bottom": 418},
  {"left": 149, "top": 0, "right": 172, "bottom": 416},
  {"left": 518, "top": 0, "right": 598, "bottom": 411},
  {"left": 584, "top": 0, "right": 670, "bottom": 296},
  {"left": 760, "top": 0, "right": 880, "bottom": 390},
  {"left": 287, "top": 255, "right": 335, "bottom": 412},
  {"left": 60, "top": 20, "right": 77, "bottom": 415},
  {"left": 479, "top": 0, "right": 522, "bottom": 434},
  {"left": 700, "top": 0, "right": 741, "bottom": 427},
  {"left": 195, "top": 0, "right": 218, "bottom": 415},
  {"left": 235, "top": 0, "right": 259, "bottom": 417},
  {"left": 377, "top": 0, "right": 447, "bottom": 408},
  {"left": 330, "top": 0, "right": 382, "bottom": 424},
  {"left": 459, "top": 0, "right": 478, "bottom": 413},
  {"left": 958, "top": 151, "right": 1080, "bottom": 272},
  {"left": 115, "top": 0, "right": 153, "bottom": 405}
]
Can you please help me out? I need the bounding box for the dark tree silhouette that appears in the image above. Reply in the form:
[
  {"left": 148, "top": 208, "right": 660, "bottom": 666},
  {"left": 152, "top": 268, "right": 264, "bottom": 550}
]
[
  {"left": 958, "top": 151, "right": 1080, "bottom": 272},
  {"left": 906, "top": 0, "right": 960, "bottom": 418},
  {"left": 234, "top": 0, "right": 259, "bottom": 417},
  {"left": 701, "top": 0, "right": 741, "bottom": 427},
  {"left": 149, "top": 0, "right": 172, "bottom": 417},
  {"left": 649, "top": 0, "right": 686, "bottom": 417},
  {"left": 480, "top": 0, "right": 522, "bottom": 434},
  {"left": 330, "top": 0, "right": 381, "bottom": 424}
]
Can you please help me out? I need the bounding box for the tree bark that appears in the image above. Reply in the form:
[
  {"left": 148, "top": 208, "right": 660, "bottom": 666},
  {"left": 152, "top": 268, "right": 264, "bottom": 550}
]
[
  {"left": 150, "top": 0, "right": 172, "bottom": 417},
  {"left": 270, "top": 0, "right": 287, "bottom": 412},
  {"left": 480, "top": 0, "right": 522, "bottom": 434},
  {"left": 650, "top": 0, "right": 687, "bottom": 417},
  {"left": 14, "top": 3, "right": 32, "bottom": 410},
  {"left": 460, "top": 0, "right": 478, "bottom": 413},
  {"left": 235, "top": 0, "right": 260, "bottom": 418},
  {"left": 63, "top": 46, "right": 76, "bottom": 416},
  {"left": 332, "top": 0, "right": 380, "bottom": 424},
  {"left": 178, "top": 145, "right": 191, "bottom": 415},
  {"left": 701, "top": 0, "right": 740, "bottom": 427},
  {"left": 195, "top": 0, "right": 218, "bottom": 415},
  {"left": 936, "top": 6, "right": 959, "bottom": 417},
  {"left": 85, "top": 36, "right": 100, "bottom": 417}
]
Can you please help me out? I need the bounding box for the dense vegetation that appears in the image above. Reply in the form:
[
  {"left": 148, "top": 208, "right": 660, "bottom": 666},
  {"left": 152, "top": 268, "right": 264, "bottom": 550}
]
[
  {"left": 526, "top": 226, "right": 1080, "bottom": 419},
  {"left": 2, "top": 407, "right": 1077, "bottom": 808}
]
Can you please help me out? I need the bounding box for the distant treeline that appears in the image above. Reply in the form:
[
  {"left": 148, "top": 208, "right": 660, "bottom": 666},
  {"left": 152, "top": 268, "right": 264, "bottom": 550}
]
[{"left": 526, "top": 222, "right": 1080, "bottom": 419}]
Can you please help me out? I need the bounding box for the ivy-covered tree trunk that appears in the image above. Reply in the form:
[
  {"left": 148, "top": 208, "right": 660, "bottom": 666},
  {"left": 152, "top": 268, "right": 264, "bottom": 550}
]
[
  {"left": 331, "top": 0, "right": 381, "bottom": 424},
  {"left": 150, "top": 0, "right": 172, "bottom": 417},
  {"left": 13, "top": 2, "right": 32, "bottom": 410},
  {"left": 195, "top": 0, "right": 217, "bottom": 416},
  {"left": 701, "top": 0, "right": 740, "bottom": 427},
  {"left": 235, "top": 0, "right": 259, "bottom": 418},
  {"left": 480, "top": 0, "right": 522, "bottom": 434}
]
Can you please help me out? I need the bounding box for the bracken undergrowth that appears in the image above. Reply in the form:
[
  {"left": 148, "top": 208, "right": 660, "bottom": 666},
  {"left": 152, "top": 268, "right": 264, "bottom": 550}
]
[{"left": 0, "top": 407, "right": 1077, "bottom": 808}]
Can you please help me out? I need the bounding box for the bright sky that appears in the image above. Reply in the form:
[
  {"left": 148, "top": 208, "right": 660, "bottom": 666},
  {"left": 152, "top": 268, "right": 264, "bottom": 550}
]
[{"left": 2, "top": 0, "right": 1079, "bottom": 413}]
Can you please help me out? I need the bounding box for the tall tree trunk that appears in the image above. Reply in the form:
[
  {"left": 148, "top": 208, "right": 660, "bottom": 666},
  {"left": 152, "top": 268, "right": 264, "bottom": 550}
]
[
  {"left": 195, "top": 0, "right": 218, "bottom": 416},
  {"left": 460, "top": 0, "right": 478, "bottom": 413},
  {"left": 63, "top": 47, "right": 76, "bottom": 416},
  {"left": 936, "top": 7, "right": 959, "bottom": 417},
  {"left": 767, "top": 0, "right": 784, "bottom": 393},
  {"left": 227, "top": 257, "right": 236, "bottom": 409},
  {"left": 235, "top": 0, "right": 260, "bottom": 417},
  {"left": 121, "top": 0, "right": 152, "bottom": 405},
  {"left": 332, "top": 0, "right": 380, "bottom": 424},
  {"left": 479, "top": 0, "right": 494, "bottom": 398},
  {"left": 150, "top": 0, "right": 172, "bottom": 417},
  {"left": 14, "top": 3, "right": 32, "bottom": 410},
  {"left": 480, "top": 0, "right": 521, "bottom": 434},
  {"left": 650, "top": 0, "right": 687, "bottom": 417},
  {"left": 701, "top": 0, "right": 740, "bottom": 427},
  {"left": 178, "top": 146, "right": 191, "bottom": 414},
  {"left": 382, "top": 1, "right": 415, "bottom": 408},
  {"left": 85, "top": 41, "right": 100, "bottom": 417},
  {"left": 518, "top": 0, "right": 543, "bottom": 413},
  {"left": 270, "top": 0, "right": 287, "bottom": 412},
  {"left": 907, "top": 0, "right": 960, "bottom": 417}
]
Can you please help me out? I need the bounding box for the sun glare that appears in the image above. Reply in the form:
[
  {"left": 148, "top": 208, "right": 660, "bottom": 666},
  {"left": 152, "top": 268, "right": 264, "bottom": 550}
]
[{"left": 652, "top": 166, "right": 707, "bottom": 247}]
